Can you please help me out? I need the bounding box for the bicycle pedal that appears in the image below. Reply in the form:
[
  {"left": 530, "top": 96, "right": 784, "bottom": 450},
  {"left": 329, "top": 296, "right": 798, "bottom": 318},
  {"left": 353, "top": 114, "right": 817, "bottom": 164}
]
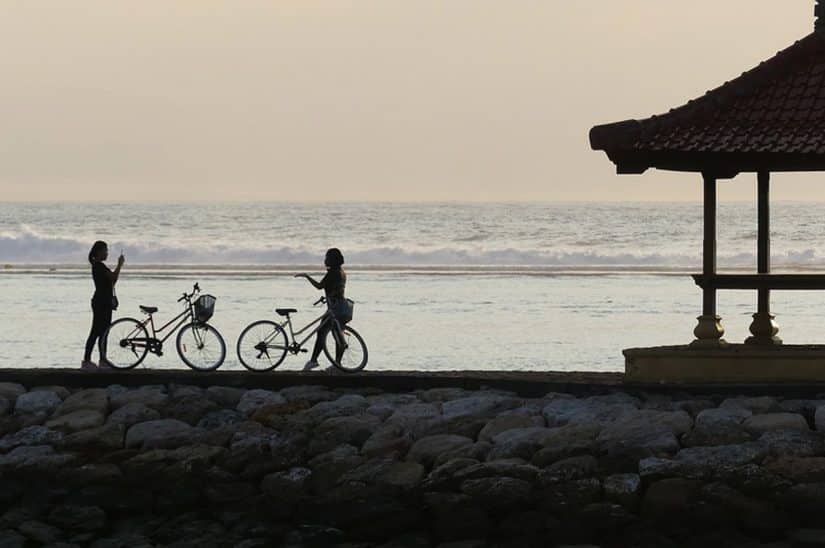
[{"left": 299, "top": 349, "right": 308, "bottom": 353}]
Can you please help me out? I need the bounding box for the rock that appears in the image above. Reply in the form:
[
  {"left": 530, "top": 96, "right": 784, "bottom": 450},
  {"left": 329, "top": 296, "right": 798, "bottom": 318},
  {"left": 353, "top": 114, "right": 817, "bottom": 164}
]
[
  {"left": 540, "top": 477, "right": 601, "bottom": 513},
  {"left": 765, "top": 457, "right": 825, "bottom": 483},
  {"left": 307, "top": 395, "right": 370, "bottom": 422},
  {"left": 478, "top": 415, "right": 538, "bottom": 442},
  {"left": 454, "top": 461, "right": 540, "bottom": 484},
  {"left": 814, "top": 406, "right": 825, "bottom": 432},
  {"left": 45, "top": 410, "right": 105, "bottom": 433},
  {"left": 541, "top": 455, "right": 599, "bottom": 481},
  {"left": 261, "top": 467, "right": 312, "bottom": 504},
  {"left": 407, "top": 435, "right": 474, "bottom": 468},
  {"left": 673, "top": 398, "right": 716, "bottom": 417},
  {"left": 640, "top": 443, "right": 767, "bottom": 480},
  {"left": 48, "top": 505, "right": 106, "bottom": 532},
  {"left": 198, "top": 409, "right": 245, "bottom": 430},
  {"left": 542, "top": 396, "right": 638, "bottom": 429},
  {"left": 18, "top": 520, "right": 62, "bottom": 544},
  {"left": 308, "top": 445, "right": 365, "bottom": 492},
  {"left": 595, "top": 410, "right": 690, "bottom": 465},
  {"left": 0, "top": 426, "right": 63, "bottom": 453},
  {"left": 417, "top": 387, "right": 472, "bottom": 403},
  {"left": 342, "top": 458, "right": 425, "bottom": 492},
  {"left": 236, "top": 390, "right": 287, "bottom": 416},
  {"left": 31, "top": 385, "right": 70, "bottom": 400},
  {"left": 361, "top": 425, "right": 413, "bottom": 459},
  {"left": 205, "top": 386, "right": 246, "bottom": 407},
  {"left": 106, "top": 403, "right": 161, "bottom": 428},
  {"left": 683, "top": 407, "right": 754, "bottom": 447},
  {"left": 203, "top": 482, "right": 257, "bottom": 503},
  {"left": 110, "top": 387, "right": 168, "bottom": 411},
  {"left": 759, "top": 429, "right": 825, "bottom": 457},
  {"left": 433, "top": 441, "right": 490, "bottom": 467},
  {"left": 460, "top": 476, "right": 533, "bottom": 507},
  {"left": 486, "top": 427, "right": 554, "bottom": 461},
  {"left": 309, "top": 414, "right": 382, "bottom": 455},
  {"left": 125, "top": 419, "right": 204, "bottom": 450},
  {"left": 603, "top": 473, "right": 641, "bottom": 509},
  {"left": 55, "top": 389, "right": 108, "bottom": 417},
  {"left": 161, "top": 395, "right": 219, "bottom": 425},
  {"left": 385, "top": 403, "right": 441, "bottom": 430},
  {"left": 442, "top": 395, "right": 522, "bottom": 421},
  {"left": 530, "top": 423, "right": 601, "bottom": 467},
  {"left": 64, "top": 423, "right": 125, "bottom": 452},
  {"left": 280, "top": 385, "right": 339, "bottom": 404},
  {"left": 14, "top": 391, "right": 61, "bottom": 416},
  {"left": 249, "top": 401, "right": 312, "bottom": 428},
  {"left": 720, "top": 396, "right": 779, "bottom": 414},
  {"left": 0, "top": 398, "right": 10, "bottom": 417},
  {"left": 744, "top": 413, "right": 809, "bottom": 434},
  {"left": 0, "top": 445, "right": 74, "bottom": 474},
  {"left": 0, "top": 383, "right": 25, "bottom": 403}
]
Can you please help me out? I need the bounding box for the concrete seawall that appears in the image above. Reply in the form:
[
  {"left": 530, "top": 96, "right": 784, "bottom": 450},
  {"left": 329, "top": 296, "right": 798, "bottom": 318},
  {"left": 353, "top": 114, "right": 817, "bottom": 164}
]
[{"left": 0, "top": 370, "right": 824, "bottom": 547}]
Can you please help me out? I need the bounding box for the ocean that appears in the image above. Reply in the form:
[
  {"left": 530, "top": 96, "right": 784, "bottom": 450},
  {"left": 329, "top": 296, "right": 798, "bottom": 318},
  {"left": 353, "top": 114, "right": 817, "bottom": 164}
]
[{"left": 3, "top": 201, "right": 825, "bottom": 371}]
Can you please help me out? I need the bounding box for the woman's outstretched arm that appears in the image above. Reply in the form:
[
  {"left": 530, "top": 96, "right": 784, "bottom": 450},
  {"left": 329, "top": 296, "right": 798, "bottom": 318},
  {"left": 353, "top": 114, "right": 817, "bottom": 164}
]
[
  {"left": 109, "top": 253, "right": 125, "bottom": 285},
  {"left": 295, "top": 273, "right": 324, "bottom": 290}
]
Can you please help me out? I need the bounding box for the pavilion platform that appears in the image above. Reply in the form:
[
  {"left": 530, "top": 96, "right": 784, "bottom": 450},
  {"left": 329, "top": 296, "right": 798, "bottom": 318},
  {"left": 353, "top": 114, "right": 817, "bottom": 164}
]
[{"left": 624, "top": 344, "right": 825, "bottom": 385}]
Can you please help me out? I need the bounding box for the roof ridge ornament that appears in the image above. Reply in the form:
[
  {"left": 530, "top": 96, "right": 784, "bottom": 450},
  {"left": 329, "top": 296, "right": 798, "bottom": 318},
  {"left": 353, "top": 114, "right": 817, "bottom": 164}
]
[{"left": 817, "top": 0, "right": 825, "bottom": 31}]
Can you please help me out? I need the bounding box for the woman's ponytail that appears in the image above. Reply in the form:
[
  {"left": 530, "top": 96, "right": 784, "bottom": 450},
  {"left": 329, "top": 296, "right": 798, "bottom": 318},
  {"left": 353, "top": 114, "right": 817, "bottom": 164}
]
[{"left": 88, "top": 241, "right": 107, "bottom": 264}]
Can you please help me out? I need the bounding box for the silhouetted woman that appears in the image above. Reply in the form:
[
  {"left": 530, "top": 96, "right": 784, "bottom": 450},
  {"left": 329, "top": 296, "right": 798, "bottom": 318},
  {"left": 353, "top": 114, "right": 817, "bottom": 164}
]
[
  {"left": 296, "top": 248, "right": 346, "bottom": 370},
  {"left": 82, "top": 241, "right": 124, "bottom": 370}
]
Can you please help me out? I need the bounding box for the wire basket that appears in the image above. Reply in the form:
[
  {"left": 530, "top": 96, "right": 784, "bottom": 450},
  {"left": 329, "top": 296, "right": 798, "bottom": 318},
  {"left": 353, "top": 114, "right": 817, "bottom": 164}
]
[{"left": 194, "top": 294, "right": 216, "bottom": 323}]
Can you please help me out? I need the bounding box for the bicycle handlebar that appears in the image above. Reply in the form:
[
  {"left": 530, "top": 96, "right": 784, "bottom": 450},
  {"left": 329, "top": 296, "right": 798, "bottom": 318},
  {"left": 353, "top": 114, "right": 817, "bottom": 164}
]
[
  {"left": 313, "top": 296, "right": 327, "bottom": 306},
  {"left": 177, "top": 283, "right": 201, "bottom": 303}
]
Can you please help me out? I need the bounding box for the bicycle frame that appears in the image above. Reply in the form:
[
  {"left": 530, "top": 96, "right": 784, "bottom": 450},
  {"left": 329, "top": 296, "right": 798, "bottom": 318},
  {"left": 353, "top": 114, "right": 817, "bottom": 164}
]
[
  {"left": 270, "top": 309, "right": 343, "bottom": 353},
  {"left": 127, "top": 298, "right": 200, "bottom": 355}
]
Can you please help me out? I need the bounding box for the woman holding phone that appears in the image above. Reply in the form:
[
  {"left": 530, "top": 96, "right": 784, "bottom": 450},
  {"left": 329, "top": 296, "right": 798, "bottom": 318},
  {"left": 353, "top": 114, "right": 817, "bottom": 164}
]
[{"left": 82, "top": 241, "right": 124, "bottom": 370}]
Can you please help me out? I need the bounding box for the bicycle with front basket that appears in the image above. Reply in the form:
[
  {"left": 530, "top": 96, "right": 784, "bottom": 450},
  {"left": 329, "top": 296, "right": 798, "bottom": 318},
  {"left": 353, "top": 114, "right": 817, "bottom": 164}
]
[
  {"left": 236, "top": 296, "right": 368, "bottom": 372},
  {"left": 104, "top": 283, "right": 227, "bottom": 371}
]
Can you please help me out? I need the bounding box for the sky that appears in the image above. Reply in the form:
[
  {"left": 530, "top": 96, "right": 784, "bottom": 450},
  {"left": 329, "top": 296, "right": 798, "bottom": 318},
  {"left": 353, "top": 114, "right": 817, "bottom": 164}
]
[{"left": 0, "top": 1, "right": 821, "bottom": 202}]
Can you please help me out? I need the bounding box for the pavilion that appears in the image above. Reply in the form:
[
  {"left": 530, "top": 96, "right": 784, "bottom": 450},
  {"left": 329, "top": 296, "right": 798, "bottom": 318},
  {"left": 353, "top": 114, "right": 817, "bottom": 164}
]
[{"left": 590, "top": 2, "right": 825, "bottom": 383}]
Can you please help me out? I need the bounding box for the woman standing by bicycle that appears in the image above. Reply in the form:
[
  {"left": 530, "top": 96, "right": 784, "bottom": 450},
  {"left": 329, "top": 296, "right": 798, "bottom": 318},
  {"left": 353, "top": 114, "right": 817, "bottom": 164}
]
[
  {"left": 295, "top": 248, "right": 346, "bottom": 370},
  {"left": 82, "top": 241, "right": 124, "bottom": 370}
]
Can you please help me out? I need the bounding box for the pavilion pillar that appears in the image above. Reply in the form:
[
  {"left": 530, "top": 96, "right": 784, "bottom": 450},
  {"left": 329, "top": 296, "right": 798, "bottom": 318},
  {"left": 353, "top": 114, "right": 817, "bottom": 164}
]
[
  {"left": 692, "top": 173, "right": 726, "bottom": 347},
  {"left": 746, "top": 170, "right": 781, "bottom": 345}
]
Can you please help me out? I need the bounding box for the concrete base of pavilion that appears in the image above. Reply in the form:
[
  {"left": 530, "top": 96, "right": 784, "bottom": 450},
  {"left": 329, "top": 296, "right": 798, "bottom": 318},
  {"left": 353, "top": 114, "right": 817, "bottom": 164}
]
[{"left": 624, "top": 344, "right": 825, "bottom": 384}]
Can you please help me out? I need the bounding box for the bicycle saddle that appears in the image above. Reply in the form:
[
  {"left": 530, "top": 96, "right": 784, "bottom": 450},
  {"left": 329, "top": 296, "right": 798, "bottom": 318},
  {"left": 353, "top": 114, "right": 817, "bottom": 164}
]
[
  {"left": 140, "top": 305, "right": 158, "bottom": 314},
  {"left": 275, "top": 308, "right": 297, "bottom": 316}
]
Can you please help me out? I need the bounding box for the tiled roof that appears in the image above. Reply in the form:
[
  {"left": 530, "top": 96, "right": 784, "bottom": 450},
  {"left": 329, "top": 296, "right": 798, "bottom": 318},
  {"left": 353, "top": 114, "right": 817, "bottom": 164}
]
[{"left": 590, "top": 31, "right": 825, "bottom": 174}]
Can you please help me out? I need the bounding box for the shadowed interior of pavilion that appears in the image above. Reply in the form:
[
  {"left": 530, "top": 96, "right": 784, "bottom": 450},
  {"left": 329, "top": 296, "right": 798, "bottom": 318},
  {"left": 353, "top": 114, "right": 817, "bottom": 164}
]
[{"left": 591, "top": 1, "right": 825, "bottom": 383}]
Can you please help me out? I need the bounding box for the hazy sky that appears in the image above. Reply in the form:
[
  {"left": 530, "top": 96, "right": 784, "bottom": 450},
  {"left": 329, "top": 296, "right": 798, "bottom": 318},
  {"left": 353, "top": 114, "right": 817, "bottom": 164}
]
[{"left": 1, "top": 1, "right": 821, "bottom": 202}]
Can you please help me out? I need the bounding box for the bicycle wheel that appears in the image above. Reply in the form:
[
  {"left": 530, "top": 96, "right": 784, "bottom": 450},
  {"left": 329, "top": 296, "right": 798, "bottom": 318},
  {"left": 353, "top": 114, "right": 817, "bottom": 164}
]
[
  {"left": 237, "top": 320, "right": 288, "bottom": 372},
  {"left": 176, "top": 322, "right": 226, "bottom": 371},
  {"left": 323, "top": 325, "right": 368, "bottom": 373},
  {"left": 105, "top": 318, "right": 150, "bottom": 369}
]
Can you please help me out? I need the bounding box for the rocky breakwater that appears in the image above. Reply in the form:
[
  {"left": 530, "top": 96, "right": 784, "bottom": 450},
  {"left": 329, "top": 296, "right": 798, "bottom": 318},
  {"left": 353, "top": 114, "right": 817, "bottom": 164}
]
[{"left": 1, "top": 383, "right": 825, "bottom": 547}]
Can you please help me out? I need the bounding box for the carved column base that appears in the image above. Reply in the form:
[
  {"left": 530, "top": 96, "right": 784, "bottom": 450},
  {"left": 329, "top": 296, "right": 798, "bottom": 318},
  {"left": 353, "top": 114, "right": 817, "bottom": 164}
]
[
  {"left": 691, "top": 315, "right": 728, "bottom": 347},
  {"left": 745, "top": 312, "right": 782, "bottom": 346}
]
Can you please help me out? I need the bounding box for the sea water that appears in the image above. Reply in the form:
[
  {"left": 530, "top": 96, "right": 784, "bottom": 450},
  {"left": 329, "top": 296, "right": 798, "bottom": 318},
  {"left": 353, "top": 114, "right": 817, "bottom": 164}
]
[{"left": 3, "top": 201, "right": 825, "bottom": 371}]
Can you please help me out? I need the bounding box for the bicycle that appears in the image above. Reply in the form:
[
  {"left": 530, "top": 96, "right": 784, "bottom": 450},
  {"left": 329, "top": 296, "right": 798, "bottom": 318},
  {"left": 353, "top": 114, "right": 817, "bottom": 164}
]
[
  {"left": 236, "top": 296, "right": 368, "bottom": 373},
  {"left": 104, "top": 283, "right": 227, "bottom": 371}
]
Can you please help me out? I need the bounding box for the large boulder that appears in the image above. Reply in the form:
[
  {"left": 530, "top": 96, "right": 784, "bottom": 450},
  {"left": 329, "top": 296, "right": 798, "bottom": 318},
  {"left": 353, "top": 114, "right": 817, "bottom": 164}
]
[
  {"left": 64, "top": 422, "right": 125, "bottom": 453},
  {"left": 106, "top": 403, "right": 161, "bottom": 428},
  {"left": 125, "top": 419, "right": 204, "bottom": 450},
  {"left": 309, "top": 414, "right": 381, "bottom": 455},
  {"left": 530, "top": 423, "right": 601, "bottom": 467},
  {"left": 758, "top": 429, "right": 825, "bottom": 458},
  {"left": 460, "top": 477, "right": 533, "bottom": 508},
  {"left": 0, "top": 426, "right": 63, "bottom": 453},
  {"left": 45, "top": 410, "right": 105, "bottom": 433},
  {"left": 744, "top": 413, "right": 809, "bottom": 435},
  {"left": 682, "top": 407, "right": 754, "bottom": 447},
  {"left": 542, "top": 393, "right": 639, "bottom": 428},
  {"left": 261, "top": 467, "right": 312, "bottom": 504},
  {"left": 361, "top": 424, "right": 413, "bottom": 459},
  {"left": 341, "top": 458, "right": 425, "bottom": 492},
  {"left": 478, "top": 415, "right": 541, "bottom": 442},
  {"left": 236, "top": 390, "right": 286, "bottom": 416},
  {"left": 110, "top": 387, "right": 168, "bottom": 411},
  {"left": 720, "top": 396, "right": 779, "bottom": 414},
  {"left": 639, "top": 443, "right": 767, "bottom": 481},
  {"left": 407, "top": 435, "right": 474, "bottom": 468},
  {"left": 487, "top": 427, "right": 554, "bottom": 461},
  {"left": 0, "top": 383, "right": 25, "bottom": 404},
  {"left": 14, "top": 391, "right": 61, "bottom": 416},
  {"left": 47, "top": 505, "right": 106, "bottom": 532},
  {"left": 595, "top": 410, "right": 690, "bottom": 465},
  {"left": 205, "top": 386, "right": 246, "bottom": 408},
  {"left": 54, "top": 389, "right": 108, "bottom": 417},
  {"left": 306, "top": 394, "right": 370, "bottom": 422},
  {"left": 0, "top": 445, "right": 75, "bottom": 474}
]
